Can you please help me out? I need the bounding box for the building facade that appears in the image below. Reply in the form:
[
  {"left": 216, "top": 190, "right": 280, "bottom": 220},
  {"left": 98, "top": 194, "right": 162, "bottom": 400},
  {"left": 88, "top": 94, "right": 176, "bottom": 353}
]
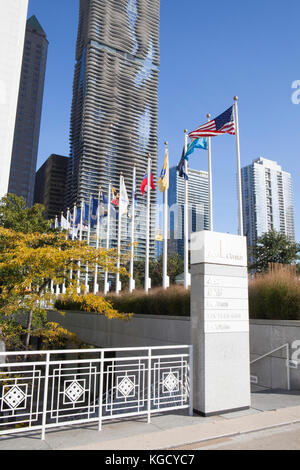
[
  {"left": 0, "top": 0, "right": 28, "bottom": 199},
  {"left": 8, "top": 15, "right": 48, "bottom": 206},
  {"left": 34, "top": 154, "right": 68, "bottom": 220},
  {"left": 168, "top": 166, "right": 210, "bottom": 257},
  {"left": 241, "top": 157, "right": 295, "bottom": 247},
  {"left": 66, "top": 0, "right": 160, "bottom": 258}
]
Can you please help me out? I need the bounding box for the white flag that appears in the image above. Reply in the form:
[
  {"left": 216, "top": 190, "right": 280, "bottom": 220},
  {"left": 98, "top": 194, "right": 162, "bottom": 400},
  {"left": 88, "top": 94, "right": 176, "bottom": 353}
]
[
  {"left": 119, "top": 176, "right": 129, "bottom": 217},
  {"left": 61, "top": 215, "right": 69, "bottom": 230}
]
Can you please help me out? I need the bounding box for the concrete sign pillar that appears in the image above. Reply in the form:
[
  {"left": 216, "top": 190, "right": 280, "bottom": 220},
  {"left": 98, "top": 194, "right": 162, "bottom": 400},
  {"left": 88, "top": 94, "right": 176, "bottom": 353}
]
[{"left": 190, "top": 231, "right": 250, "bottom": 416}]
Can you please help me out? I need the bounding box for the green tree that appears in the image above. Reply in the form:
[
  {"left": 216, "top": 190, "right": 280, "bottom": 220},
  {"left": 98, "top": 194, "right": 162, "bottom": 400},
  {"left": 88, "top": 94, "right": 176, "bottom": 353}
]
[
  {"left": 0, "top": 193, "right": 54, "bottom": 233},
  {"left": 0, "top": 227, "right": 130, "bottom": 350},
  {"left": 249, "top": 229, "right": 300, "bottom": 272}
]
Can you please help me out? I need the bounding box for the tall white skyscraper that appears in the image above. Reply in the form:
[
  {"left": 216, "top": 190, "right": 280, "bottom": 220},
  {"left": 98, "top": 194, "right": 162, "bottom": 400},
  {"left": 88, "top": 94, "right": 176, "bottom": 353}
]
[
  {"left": 0, "top": 0, "right": 28, "bottom": 199},
  {"left": 241, "top": 157, "right": 295, "bottom": 247}
]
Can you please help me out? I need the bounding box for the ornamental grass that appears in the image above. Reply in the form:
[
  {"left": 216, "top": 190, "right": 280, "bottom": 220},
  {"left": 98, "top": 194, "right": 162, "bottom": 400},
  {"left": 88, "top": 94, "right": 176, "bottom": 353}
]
[{"left": 248, "top": 267, "right": 300, "bottom": 320}]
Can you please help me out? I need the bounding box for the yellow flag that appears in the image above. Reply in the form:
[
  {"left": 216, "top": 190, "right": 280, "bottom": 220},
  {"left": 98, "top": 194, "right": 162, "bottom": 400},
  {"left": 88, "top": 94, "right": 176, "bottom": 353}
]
[{"left": 158, "top": 147, "right": 169, "bottom": 192}]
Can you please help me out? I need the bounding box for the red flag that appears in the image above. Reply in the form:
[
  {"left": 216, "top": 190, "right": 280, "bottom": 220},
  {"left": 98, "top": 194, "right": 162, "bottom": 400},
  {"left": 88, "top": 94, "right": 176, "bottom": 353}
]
[{"left": 140, "top": 172, "right": 155, "bottom": 196}]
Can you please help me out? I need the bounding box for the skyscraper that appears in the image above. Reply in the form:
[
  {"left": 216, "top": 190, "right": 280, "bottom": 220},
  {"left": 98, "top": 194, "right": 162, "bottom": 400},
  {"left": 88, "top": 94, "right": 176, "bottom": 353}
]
[
  {"left": 8, "top": 15, "right": 48, "bottom": 206},
  {"left": 241, "top": 157, "right": 295, "bottom": 247},
  {"left": 168, "top": 166, "right": 210, "bottom": 257},
  {"left": 66, "top": 0, "right": 160, "bottom": 257},
  {"left": 34, "top": 154, "right": 69, "bottom": 220},
  {"left": 0, "top": 0, "right": 28, "bottom": 199}
]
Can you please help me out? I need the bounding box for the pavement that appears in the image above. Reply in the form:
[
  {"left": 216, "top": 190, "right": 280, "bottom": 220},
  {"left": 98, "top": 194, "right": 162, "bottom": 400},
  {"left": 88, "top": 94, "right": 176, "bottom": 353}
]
[{"left": 2, "top": 386, "right": 300, "bottom": 450}]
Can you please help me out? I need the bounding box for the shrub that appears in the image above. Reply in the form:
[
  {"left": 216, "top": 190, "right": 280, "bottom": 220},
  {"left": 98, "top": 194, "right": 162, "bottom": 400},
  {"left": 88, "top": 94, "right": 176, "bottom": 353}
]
[
  {"left": 248, "top": 268, "right": 300, "bottom": 320},
  {"left": 55, "top": 285, "right": 190, "bottom": 317},
  {"left": 106, "top": 285, "right": 190, "bottom": 317}
]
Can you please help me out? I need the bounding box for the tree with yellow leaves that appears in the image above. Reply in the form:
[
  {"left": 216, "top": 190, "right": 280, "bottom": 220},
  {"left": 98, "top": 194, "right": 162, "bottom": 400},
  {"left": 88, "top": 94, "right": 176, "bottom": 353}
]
[{"left": 0, "top": 227, "right": 131, "bottom": 350}]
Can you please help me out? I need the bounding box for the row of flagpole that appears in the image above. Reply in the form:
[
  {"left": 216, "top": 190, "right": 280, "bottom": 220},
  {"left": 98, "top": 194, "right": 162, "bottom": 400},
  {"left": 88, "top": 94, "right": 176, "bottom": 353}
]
[{"left": 53, "top": 96, "right": 243, "bottom": 295}]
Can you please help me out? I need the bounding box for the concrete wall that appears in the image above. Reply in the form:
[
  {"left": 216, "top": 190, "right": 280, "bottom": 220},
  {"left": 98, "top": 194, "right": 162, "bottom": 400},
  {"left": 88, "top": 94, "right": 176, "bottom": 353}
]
[
  {"left": 47, "top": 311, "right": 300, "bottom": 390},
  {"left": 250, "top": 320, "right": 300, "bottom": 390},
  {"left": 48, "top": 310, "right": 190, "bottom": 349}
]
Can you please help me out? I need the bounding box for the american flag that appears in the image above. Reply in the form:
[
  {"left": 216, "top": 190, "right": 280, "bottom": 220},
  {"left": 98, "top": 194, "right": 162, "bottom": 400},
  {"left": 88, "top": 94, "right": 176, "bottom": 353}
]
[{"left": 189, "top": 106, "right": 235, "bottom": 139}]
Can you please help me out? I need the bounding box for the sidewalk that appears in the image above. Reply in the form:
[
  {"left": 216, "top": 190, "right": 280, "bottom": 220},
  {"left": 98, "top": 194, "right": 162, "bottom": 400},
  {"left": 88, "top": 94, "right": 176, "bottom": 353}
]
[{"left": 1, "top": 388, "right": 300, "bottom": 450}]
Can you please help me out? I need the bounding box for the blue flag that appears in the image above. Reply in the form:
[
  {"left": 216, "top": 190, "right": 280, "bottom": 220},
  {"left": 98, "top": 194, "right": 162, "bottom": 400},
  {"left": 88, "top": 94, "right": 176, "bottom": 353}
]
[
  {"left": 91, "top": 197, "right": 98, "bottom": 228},
  {"left": 185, "top": 137, "right": 207, "bottom": 160},
  {"left": 177, "top": 148, "right": 188, "bottom": 180},
  {"left": 83, "top": 203, "right": 90, "bottom": 225},
  {"left": 75, "top": 207, "right": 81, "bottom": 225}
]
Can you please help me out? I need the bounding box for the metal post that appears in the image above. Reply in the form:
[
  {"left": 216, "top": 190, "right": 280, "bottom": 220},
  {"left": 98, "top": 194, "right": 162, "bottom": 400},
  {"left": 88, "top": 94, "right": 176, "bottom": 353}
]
[
  {"left": 98, "top": 350, "right": 104, "bottom": 431},
  {"left": 145, "top": 156, "right": 151, "bottom": 293},
  {"left": 41, "top": 352, "right": 50, "bottom": 440},
  {"left": 104, "top": 183, "right": 112, "bottom": 295},
  {"left": 286, "top": 344, "right": 291, "bottom": 391},
  {"left": 147, "top": 348, "right": 152, "bottom": 423},
  {"left": 163, "top": 142, "right": 169, "bottom": 289},
  {"left": 189, "top": 345, "right": 194, "bottom": 416},
  {"left": 116, "top": 174, "right": 122, "bottom": 295},
  {"left": 129, "top": 166, "right": 136, "bottom": 293},
  {"left": 233, "top": 96, "right": 243, "bottom": 236},
  {"left": 207, "top": 114, "right": 213, "bottom": 231},
  {"left": 184, "top": 130, "right": 190, "bottom": 289}
]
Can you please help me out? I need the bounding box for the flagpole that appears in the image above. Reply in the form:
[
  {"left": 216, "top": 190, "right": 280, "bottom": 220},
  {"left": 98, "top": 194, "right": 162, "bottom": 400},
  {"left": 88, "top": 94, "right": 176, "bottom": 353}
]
[
  {"left": 70, "top": 204, "right": 76, "bottom": 280},
  {"left": 77, "top": 200, "right": 84, "bottom": 293},
  {"left": 206, "top": 114, "right": 213, "bottom": 231},
  {"left": 93, "top": 188, "right": 101, "bottom": 294},
  {"left": 104, "top": 182, "right": 112, "bottom": 295},
  {"left": 62, "top": 208, "right": 70, "bottom": 294},
  {"left": 116, "top": 174, "right": 123, "bottom": 295},
  {"left": 233, "top": 96, "right": 244, "bottom": 236},
  {"left": 85, "top": 195, "right": 91, "bottom": 293},
  {"left": 163, "top": 142, "right": 170, "bottom": 290},
  {"left": 184, "top": 130, "right": 190, "bottom": 290},
  {"left": 145, "top": 155, "right": 151, "bottom": 293},
  {"left": 129, "top": 166, "right": 136, "bottom": 294}
]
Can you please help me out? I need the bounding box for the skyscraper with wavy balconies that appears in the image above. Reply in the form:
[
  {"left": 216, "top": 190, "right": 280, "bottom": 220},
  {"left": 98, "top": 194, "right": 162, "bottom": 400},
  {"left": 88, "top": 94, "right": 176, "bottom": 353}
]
[{"left": 66, "top": 0, "right": 160, "bottom": 259}]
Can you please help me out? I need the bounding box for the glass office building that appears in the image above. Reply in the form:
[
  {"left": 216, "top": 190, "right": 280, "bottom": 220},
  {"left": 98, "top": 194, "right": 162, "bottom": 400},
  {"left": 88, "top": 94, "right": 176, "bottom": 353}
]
[
  {"left": 168, "top": 166, "right": 210, "bottom": 257},
  {"left": 8, "top": 16, "right": 48, "bottom": 206},
  {"left": 241, "top": 157, "right": 295, "bottom": 247},
  {"left": 66, "top": 0, "right": 160, "bottom": 259}
]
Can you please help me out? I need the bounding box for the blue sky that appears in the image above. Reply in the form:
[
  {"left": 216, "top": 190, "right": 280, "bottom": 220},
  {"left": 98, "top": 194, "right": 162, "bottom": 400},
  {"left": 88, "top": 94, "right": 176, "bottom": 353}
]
[{"left": 28, "top": 0, "right": 300, "bottom": 240}]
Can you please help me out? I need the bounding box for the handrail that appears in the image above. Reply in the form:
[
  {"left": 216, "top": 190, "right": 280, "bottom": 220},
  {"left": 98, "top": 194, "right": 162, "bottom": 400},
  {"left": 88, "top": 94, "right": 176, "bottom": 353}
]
[{"left": 250, "top": 343, "right": 290, "bottom": 390}]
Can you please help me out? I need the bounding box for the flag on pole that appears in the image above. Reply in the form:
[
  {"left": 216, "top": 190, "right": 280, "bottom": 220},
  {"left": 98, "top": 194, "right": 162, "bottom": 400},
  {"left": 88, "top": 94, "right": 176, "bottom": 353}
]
[
  {"left": 140, "top": 171, "right": 155, "bottom": 195},
  {"left": 111, "top": 186, "right": 119, "bottom": 207},
  {"left": 158, "top": 147, "right": 169, "bottom": 192},
  {"left": 119, "top": 176, "right": 129, "bottom": 217},
  {"left": 185, "top": 137, "right": 208, "bottom": 159},
  {"left": 81, "top": 202, "right": 90, "bottom": 230},
  {"left": 90, "top": 197, "right": 98, "bottom": 228},
  {"left": 60, "top": 214, "right": 69, "bottom": 230},
  {"left": 75, "top": 207, "right": 81, "bottom": 226},
  {"left": 177, "top": 148, "right": 188, "bottom": 180},
  {"left": 189, "top": 106, "right": 235, "bottom": 138}
]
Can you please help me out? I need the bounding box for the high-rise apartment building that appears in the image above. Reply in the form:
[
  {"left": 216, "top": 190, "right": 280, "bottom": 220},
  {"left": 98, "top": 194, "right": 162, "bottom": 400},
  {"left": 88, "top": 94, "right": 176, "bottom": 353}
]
[
  {"left": 241, "top": 157, "right": 295, "bottom": 247},
  {"left": 66, "top": 0, "right": 160, "bottom": 258},
  {"left": 168, "top": 166, "right": 210, "bottom": 257},
  {"left": 8, "top": 15, "right": 48, "bottom": 206},
  {"left": 34, "top": 154, "right": 69, "bottom": 220},
  {"left": 0, "top": 0, "right": 28, "bottom": 199}
]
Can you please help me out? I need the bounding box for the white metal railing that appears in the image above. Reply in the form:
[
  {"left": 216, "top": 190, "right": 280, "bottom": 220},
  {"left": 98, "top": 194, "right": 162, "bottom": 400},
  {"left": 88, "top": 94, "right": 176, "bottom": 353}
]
[
  {"left": 250, "top": 343, "right": 290, "bottom": 390},
  {"left": 0, "top": 345, "right": 192, "bottom": 440}
]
